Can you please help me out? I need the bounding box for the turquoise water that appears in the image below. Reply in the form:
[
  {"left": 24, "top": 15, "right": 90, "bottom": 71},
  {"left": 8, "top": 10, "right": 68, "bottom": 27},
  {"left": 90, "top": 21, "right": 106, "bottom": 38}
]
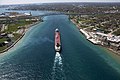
[{"left": 0, "top": 14, "right": 120, "bottom": 80}]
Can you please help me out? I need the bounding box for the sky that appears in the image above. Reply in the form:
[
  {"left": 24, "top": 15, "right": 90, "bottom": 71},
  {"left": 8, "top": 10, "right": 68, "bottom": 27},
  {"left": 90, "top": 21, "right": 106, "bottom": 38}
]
[{"left": 0, "top": 0, "right": 120, "bottom": 5}]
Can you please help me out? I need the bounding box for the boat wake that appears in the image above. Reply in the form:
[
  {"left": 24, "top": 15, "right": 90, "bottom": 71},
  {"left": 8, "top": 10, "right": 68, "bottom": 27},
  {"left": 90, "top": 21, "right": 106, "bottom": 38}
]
[{"left": 51, "top": 52, "right": 66, "bottom": 80}]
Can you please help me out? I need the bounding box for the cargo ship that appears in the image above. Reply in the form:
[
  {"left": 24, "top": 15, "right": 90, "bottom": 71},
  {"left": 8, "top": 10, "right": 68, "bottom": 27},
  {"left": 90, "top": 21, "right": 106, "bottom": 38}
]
[{"left": 55, "top": 28, "right": 61, "bottom": 52}]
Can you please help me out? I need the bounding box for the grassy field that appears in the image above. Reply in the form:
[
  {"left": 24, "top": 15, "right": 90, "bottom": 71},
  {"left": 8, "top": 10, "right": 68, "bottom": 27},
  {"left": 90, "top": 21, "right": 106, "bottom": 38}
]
[
  {"left": 113, "top": 28, "right": 120, "bottom": 36},
  {"left": 4, "top": 20, "right": 32, "bottom": 33},
  {"left": 0, "top": 38, "right": 8, "bottom": 43},
  {"left": 0, "top": 19, "right": 33, "bottom": 52},
  {"left": 13, "top": 33, "right": 21, "bottom": 40},
  {"left": 0, "top": 46, "right": 7, "bottom": 51}
]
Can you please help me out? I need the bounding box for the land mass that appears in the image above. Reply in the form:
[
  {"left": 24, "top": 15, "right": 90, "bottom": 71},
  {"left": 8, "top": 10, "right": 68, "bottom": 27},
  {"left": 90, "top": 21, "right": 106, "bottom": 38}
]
[
  {"left": 0, "top": 2, "right": 120, "bottom": 55},
  {"left": 0, "top": 11, "right": 42, "bottom": 53}
]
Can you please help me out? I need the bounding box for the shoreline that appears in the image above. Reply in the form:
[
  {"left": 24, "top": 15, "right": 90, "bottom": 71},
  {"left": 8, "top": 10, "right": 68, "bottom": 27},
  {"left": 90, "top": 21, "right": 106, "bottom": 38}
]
[
  {"left": 71, "top": 19, "right": 120, "bottom": 56},
  {"left": 0, "top": 21, "right": 40, "bottom": 54}
]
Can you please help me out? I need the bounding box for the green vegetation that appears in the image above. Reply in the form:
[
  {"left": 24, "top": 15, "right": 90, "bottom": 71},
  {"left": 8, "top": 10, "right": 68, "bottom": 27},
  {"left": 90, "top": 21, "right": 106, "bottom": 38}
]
[
  {"left": 0, "top": 38, "right": 8, "bottom": 43},
  {"left": 13, "top": 33, "right": 21, "bottom": 40},
  {"left": 0, "top": 11, "right": 40, "bottom": 52},
  {"left": 0, "top": 46, "right": 7, "bottom": 51},
  {"left": 5, "top": 20, "right": 32, "bottom": 33},
  {"left": 113, "top": 28, "right": 120, "bottom": 36},
  {"left": 18, "top": 19, "right": 32, "bottom": 25},
  {"left": 7, "top": 24, "right": 18, "bottom": 32},
  {"left": 80, "top": 25, "right": 89, "bottom": 28},
  {"left": 0, "top": 19, "right": 34, "bottom": 52},
  {"left": 71, "top": 13, "right": 120, "bottom": 35}
]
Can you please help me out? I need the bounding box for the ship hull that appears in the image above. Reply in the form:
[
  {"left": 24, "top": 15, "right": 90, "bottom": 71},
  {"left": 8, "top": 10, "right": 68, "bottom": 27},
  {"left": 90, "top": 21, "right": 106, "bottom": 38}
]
[{"left": 55, "top": 29, "right": 61, "bottom": 52}]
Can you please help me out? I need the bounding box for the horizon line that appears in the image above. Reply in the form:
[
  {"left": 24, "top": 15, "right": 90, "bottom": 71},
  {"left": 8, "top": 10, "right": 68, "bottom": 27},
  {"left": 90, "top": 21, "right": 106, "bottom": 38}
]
[{"left": 1, "top": 2, "right": 120, "bottom": 6}]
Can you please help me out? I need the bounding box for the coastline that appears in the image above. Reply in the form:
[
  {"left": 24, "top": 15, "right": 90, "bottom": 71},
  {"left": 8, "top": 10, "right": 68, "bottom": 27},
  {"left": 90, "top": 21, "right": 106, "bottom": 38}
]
[
  {"left": 0, "top": 21, "right": 40, "bottom": 54},
  {"left": 71, "top": 19, "right": 120, "bottom": 56}
]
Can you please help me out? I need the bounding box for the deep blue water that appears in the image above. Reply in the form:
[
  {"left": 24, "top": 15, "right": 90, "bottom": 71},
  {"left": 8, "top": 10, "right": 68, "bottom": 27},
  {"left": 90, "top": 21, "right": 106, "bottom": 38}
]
[{"left": 0, "top": 14, "right": 120, "bottom": 80}]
